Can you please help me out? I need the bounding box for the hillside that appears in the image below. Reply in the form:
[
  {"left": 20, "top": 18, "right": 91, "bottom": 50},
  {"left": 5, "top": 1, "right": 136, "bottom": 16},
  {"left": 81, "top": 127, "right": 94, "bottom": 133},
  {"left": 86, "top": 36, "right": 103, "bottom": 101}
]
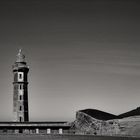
[
  {"left": 118, "top": 107, "right": 140, "bottom": 119},
  {"left": 79, "top": 107, "right": 140, "bottom": 120}
]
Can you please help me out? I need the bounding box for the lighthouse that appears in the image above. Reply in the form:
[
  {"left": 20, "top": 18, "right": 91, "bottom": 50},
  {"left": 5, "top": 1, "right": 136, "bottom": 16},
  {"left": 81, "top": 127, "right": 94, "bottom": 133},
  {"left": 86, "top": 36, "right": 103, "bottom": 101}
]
[{"left": 12, "top": 49, "right": 29, "bottom": 122}]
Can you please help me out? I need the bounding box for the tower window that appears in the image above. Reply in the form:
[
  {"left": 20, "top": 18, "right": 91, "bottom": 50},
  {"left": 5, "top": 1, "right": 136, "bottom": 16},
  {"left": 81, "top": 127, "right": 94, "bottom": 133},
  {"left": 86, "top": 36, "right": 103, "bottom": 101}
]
[
  {"left": 18, "top": 72, "right": 23, "bottom": 81},
  {"left": 19, "top": 74, "right": 22, "bottom": 79},
  {"left": 19, "top": 95, "right": 22, "bottom": 100},
  {"left": 20, "top": 85, "right": 21, "bottom": 89},
  {"left": 19, "top": 84, "right": 23, "bottom": 90},
  {"left": 19, "top": 106, "right": 22, "bottom": 111},
  {"left": 19, "top": 117, "right": 22, "bottom": 122}
]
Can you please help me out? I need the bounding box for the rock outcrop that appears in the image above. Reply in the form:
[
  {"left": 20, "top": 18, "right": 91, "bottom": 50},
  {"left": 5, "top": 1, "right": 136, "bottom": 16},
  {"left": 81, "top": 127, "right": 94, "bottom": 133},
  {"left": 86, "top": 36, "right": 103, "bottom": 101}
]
[{"left": 73, "top": 108, "right": 140, "bottom": 136}]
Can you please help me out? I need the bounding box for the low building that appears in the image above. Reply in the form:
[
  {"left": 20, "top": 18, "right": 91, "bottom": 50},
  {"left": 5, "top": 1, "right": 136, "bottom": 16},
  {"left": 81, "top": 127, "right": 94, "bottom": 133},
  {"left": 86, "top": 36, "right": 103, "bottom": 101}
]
[{"left": 0, "top": 122, "right": 72, "bottom": 134}]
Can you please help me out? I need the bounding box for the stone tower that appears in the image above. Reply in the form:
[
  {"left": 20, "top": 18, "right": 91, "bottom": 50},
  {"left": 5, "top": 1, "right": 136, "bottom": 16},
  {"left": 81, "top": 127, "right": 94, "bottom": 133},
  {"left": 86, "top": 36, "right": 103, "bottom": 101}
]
[{"left": 12, "top": 49, "right": 29, "bottom": 122}]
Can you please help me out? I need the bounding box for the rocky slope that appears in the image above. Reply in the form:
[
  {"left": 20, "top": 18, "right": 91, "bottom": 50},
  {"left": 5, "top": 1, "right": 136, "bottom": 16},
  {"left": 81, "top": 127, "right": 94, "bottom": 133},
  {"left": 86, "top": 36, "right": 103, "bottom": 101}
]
[{"left": 73, "top": 108, "right": 140, "bottom": 136}]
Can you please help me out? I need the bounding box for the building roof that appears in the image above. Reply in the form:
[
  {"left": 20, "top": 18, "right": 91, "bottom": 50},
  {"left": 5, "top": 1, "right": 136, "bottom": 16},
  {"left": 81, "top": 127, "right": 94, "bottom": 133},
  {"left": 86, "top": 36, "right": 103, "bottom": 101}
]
[{"left": 0, "top": 122, "right": 71, "bottom": 128}]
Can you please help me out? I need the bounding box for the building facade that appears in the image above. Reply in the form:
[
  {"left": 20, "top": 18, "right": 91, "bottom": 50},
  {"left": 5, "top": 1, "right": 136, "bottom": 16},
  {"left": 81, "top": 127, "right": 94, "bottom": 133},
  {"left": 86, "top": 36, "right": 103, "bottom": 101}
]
[{"left": 0, "top": 122, "right": 72, "bottom": 134}]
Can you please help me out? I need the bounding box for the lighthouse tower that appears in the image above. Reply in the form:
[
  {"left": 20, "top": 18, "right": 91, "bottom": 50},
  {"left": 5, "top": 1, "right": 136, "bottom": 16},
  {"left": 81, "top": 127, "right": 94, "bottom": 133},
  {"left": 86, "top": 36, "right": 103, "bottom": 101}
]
[{"left": 12, "top": 49, "right": 29, "bottom": 122}]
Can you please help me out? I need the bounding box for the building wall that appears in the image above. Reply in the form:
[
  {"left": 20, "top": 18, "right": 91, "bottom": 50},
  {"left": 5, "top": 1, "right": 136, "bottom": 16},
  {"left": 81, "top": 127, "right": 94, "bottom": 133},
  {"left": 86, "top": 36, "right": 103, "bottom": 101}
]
[{"left": 0, "top": 127, "right": 72, "bottom": 134}]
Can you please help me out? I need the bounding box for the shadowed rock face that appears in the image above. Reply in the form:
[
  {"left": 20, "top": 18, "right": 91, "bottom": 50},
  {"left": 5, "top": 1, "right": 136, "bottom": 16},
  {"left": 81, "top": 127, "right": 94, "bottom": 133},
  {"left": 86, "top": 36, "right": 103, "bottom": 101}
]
[
  {"left": 79, "top": 109, "right": 118, "bottom": 120},
  {"left": 73, "top": 108, "right": 140, "bottom": 136}
]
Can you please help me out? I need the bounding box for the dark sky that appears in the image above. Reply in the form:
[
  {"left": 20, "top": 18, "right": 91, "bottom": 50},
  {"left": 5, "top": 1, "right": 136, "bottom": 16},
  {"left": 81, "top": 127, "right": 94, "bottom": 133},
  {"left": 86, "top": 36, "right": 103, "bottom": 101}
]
[{"left": 0, "top": 0, "right": 140, "bottom": 121}]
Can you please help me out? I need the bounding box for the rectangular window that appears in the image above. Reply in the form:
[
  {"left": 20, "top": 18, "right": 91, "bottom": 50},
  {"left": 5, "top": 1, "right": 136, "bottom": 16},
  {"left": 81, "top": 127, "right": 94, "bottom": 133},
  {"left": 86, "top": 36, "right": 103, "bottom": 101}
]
[
  {"left": 20, "top": 117, "right": 22, "bottom": 122},
  {"left": 47, "top": 128, "right": 51, "bottom": 134},
  {"left": 20, "top": 84, "right": 22, "bottom": 89},
  {"left": 19, "top": 95, "right": 22, "bottom": 100},
  {"left": 19, "top": 74, "right": 22, "bottom": 79},
  {"left": 19, "top": 106, "right": 22, "bottom": 111}
]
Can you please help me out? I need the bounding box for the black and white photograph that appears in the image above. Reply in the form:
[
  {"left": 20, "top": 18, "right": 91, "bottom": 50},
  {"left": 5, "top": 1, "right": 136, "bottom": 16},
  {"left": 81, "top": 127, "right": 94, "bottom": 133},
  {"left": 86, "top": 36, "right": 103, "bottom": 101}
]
[{"left": 0, "top": 0, "right": 140, "bottom": 139}]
